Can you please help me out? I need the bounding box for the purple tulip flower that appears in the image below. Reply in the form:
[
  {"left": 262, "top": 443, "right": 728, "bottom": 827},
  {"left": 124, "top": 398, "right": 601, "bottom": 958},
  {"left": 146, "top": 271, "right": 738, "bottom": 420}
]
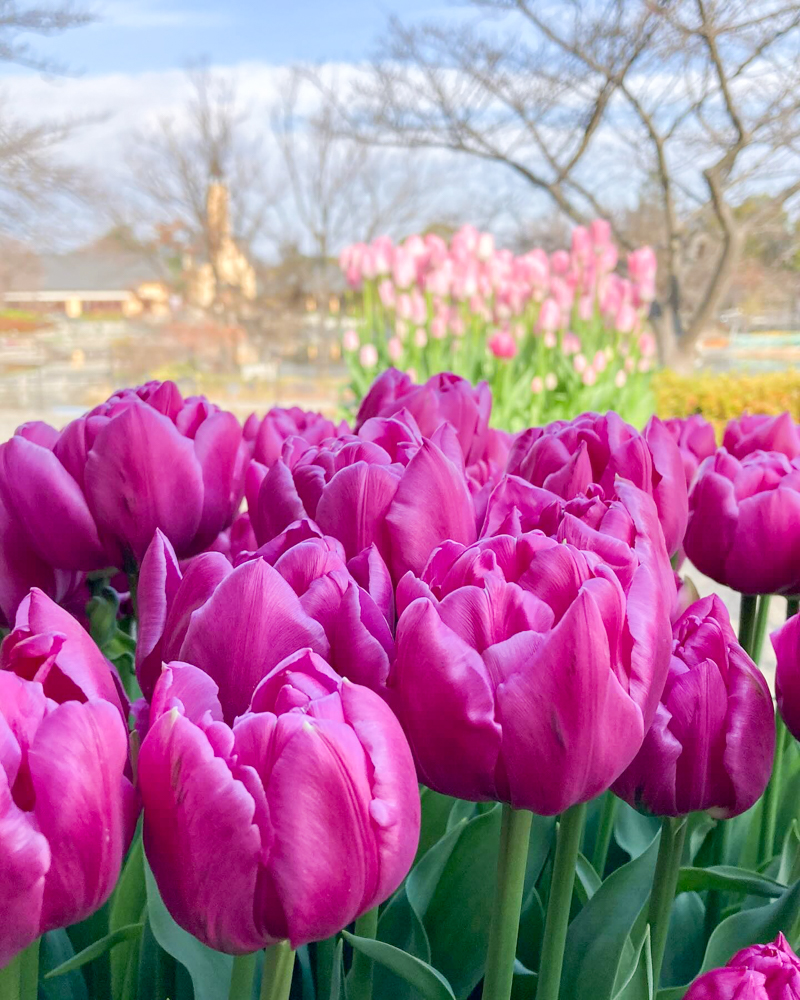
[
  {"left": 243, "top": 407, "right": 349, "bottom": 468},
  {"left": 0, "top": 672, "right": 134, "bottom": 967},
  {"left": 773, "top": 613, "right": 800, "bottom": 742},
  {"left": 505, "top": 412, "right": 688, "bottom": 556},
  {"left": 390, "top": 482, "right": 672, "bottom": 814},
  {"left": 685, "top": 449, "right": 800, "bottom": 595},
  {"left": 724, "top": 413, "right": 800, "bottom": 461},
  {"left": 685, "top": 934, "right": 800, "bottom": 999},
  {"left": 614, "top": 595, "right": 774, "bottom": 817},
  {"left": 137, "top": 653, "right": 420, "bottom": 953},
  {"left": 664, "top": 415, "right": 717, "bottom": 487}
]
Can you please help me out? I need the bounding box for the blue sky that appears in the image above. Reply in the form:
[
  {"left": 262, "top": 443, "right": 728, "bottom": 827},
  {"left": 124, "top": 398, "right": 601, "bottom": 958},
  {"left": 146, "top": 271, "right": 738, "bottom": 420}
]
[{"left": 19, "top": 0, "right": 443, "bottom": 75}]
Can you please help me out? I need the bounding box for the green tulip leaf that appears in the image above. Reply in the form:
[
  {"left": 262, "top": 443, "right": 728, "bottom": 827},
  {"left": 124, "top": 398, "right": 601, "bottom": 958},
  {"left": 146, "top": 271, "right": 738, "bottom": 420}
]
[
  {"left": 574, "top": 853, "right": 603, "bottom": 904},
  {"left": 561, "top": 830, "right": 661, "bottom": 1000},
  {"left": 676, "top": 866, "right": 784, "bottom": 899},
  {"left": 656, "top": 988, "right": 688, "bottom": 999},
  {"left": 612, "top": 926, "right": 654, "bottom": 1000},
  {"left": 416, "top": 788, "right": 460, "bottom": 862},
  {"left": 342, "top": 932, "right": 456, "bottom": 1000},
  {"left": 109, "top": 835, "right": 147, "bottom": 1000},
  {"left": 40, "top": 930, "right": 89, "bottom": 1000},
  {"left": 700, "top": 878, "right": 800, "bottom": 973},
  {"left": 329, "top": 939, "right": 346, "bottom": 1000},
  {"left": 143, "top": 853, "right": 233, "bottom": 1000},
  {"left": 614, "top": 803, "right": 661, "bottom": 860},
  {"left": 45, "top": 924, "right": 143, "bottom": 979}
]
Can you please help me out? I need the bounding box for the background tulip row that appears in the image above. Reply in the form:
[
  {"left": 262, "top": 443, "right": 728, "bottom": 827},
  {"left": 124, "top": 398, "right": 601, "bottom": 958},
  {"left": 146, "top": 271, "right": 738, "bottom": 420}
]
[
  {"left": 1, "top": 371, "right": 800, "bottom": 1000},
  {"left": 339, "top": 222, "right": 658, "bottom": 430}
]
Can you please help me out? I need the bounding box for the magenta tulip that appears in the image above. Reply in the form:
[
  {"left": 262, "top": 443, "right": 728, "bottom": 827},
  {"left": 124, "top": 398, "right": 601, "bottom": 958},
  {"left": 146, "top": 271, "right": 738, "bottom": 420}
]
[
  {"left": 773, "top": 613, "right": 800, "bottom": 742},
  {"left": 505, "top": 412, "right": 688, "bottom": 555},
  {"left": 249, "top": 414, "right": 476, "bottom": 580},
  {"left": 685, "top": 934, "right": 800, "bottom": 999},
  {"left": 244, "top": 407, "right": 348, "bottom": 468},
  {"left": 137, "top": 653, "right": 420, "bottom": 953},
  {"left": 136, "top": 525, "right": 394, "bottom": 720},
  {"left": 664, "top": 415, "right": 717, "bottom": 487},
  {"left": 723, "top": 413, "right": 800, "bottom": 461},
  {"left": 685, "top": 450, "right": 800, "bottom": 595},
  {"left": 391, "top": 484, "right": 672, "bottom": 814},
  {"left": 613, "top": 595, "right": 774, "bottom": 817},
  {"left": 354, "top": 369, "right": 492, "bottom": 465},
  {"left": 0, "top": 381, "right": 246, "bottom": 571},
  {"left": 0, "top": 672, "right": 134, "bottom": 966},
  {"left": 2, "top": 588, "right": 127, "bottom": 722}
]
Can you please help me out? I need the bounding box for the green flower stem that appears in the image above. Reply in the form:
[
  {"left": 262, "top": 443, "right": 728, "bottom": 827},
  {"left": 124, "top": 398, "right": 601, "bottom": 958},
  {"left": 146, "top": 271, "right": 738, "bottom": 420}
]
[
  {"left": 348, "top": 907, "right": 379, "bottom": 1000},
  {"left": 591, "top": 793, "right": 618, "bottom": 878},
  {"left": 648, "top": 817, "right": 687, "bottom": 990},
  {"left": 751, "top": 594, "right": 772, "bottom": 666},
  {"left": 481, "top": 805, "right": 533, "bottom": 1000},
  {"left": 260, "top": 941, "right": 295, "bottom": 1000},
  {"left": 314, "top": 936, "right": 337, "bottom": 998},
  {"left": 536, "top": 802, "right": 587, "bottom": 1000},
  {"left": 229, "top": 952, "right": 258, "bottom": 1000},
  {"left": 0, "top": 938, "right": 40, "bottom": 1000},
  {"left": 760, "top": 715, "right": 789, "bottom": 864},
  {"left": 738, "top": 594, "right": 758, "bottom": 658}
]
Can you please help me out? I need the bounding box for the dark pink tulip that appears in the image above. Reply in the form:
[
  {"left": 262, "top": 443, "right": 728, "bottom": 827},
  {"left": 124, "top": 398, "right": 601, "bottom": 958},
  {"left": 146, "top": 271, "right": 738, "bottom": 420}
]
[
  {"left": 613, "top": 595, "right": 774, "bottom": 817},
  {"left": 664, "top": 415, "right": 717, "bottom": 487},
  {"left": 0, "top": 381, "right": 246, "bottom": 571},
  {"left": 685, "top": 450, "right": 800, "bottom": 595},
  {"left": 505, "top": 412, "right": 688, "bottom": 555},
  {"left": 391, "top": 492, "right": 672, "bottom": 814},
  {"left": 773, "top": 613, "right": 800, "bottom": 742},
  {"left": 1, "top": 588, "right": 127, "bottom": 721},
  {"left": 138, "top": 654, "right": 420, "bottom": 953},
  {"left": 244, "top": 407, "right": 348, "bottom": 468},
  {"left": 724, "top": 413, "right": 800, "bottom": 461},
  {"left": 685, "top": 934, "right": 800, "bottom": 999},
  {"left": 0, "top": 672, "right": 134, "bottom": 967},
  {"left": 355, "top": 369, "right": 492, "bottom": 465},
  {"left": 250, "top": 416, "right": 476, "bottom": 580},
  {"left": 136, "top": 526, "right": 394, "bottom": 719}
]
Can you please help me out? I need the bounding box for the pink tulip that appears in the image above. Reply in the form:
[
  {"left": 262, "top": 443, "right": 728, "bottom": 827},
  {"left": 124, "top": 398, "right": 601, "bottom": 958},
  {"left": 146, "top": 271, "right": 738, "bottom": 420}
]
[
  {"left": 550, "top": 250, "right": 570, "bottom": 274},
  {"left": 245, "top": 407, "right": 347, "bottom": 469},
  {"left": 135, "top": 525, "right": 395, "bottom": 720},
  {"left": 377, "top": 279, "right": 396, "bottom": 309},
  {"left": 506, "top": 412, "right": 688, "bottom": 556},
  {"left": 537, "top": 297, "right": 561, "bottom": 333},
  {"left": 355, "top": 369, "right": 492, "bottom": 466},
  {"left": 664, "top": 415, "right": 717, "bottom": 487},
  {"left": 684, "top": 934, "right": 800, "bottom": 999},
  {"left": 0, "top": 671, "right": 135, "bottom": 966},
  {"left": 387, "top": 337, "right": 404, "bottom": 361},
  {"left": 359, "top": 344, "right": 379, "bottom": 368},
  {"left": 138, "top": 654, "right": 419, "bottom": 953},
  {"left": 773, "top": 613, "right": 800, "bottom": 742},
  {"left": 685, "top": 450, "right": 800, "bottom": 594},
  {"left": 723, "top": 413, "right": 800, "bottom": 460},
  {"left": 391, "top": 480, "right": 672, "bottom": 814},
  {"left": 342, "top": 329, "right": 360, "bottom": 352},
  {"left": 614, "top": 595, "right": 774, "bottom": 817},
  {"left": 488, "top": 330, "right": 518, "bottom": 359}
]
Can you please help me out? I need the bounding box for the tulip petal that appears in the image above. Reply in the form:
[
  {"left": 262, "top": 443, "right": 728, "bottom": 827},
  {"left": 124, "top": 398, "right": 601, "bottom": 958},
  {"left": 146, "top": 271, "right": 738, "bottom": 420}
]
[
  {"left": 253, "top": 460, "right": 308, "bottom": 545},
  {"left": 685, "top": 469, "right": 739, "bottom": 585},
  {"left": 192, "top": 411, "right": 243, "bottom": 552},
  {"left": 30, "top": 700, "right": 129, "bottom": 931},
  {"left": 386, "top": 441, "right": 477, "bottom": 578},
  {"left": 0, "top": 436, "right": 107, "bottom": 569},
  {"left": 136, "top": 531, "right": 184, "bottom": 699},
  {"left": 394, "top": 599, "right": 501, "bottom": 801},
  {"left": 139, "top": 710, "right": 265, "bottom": 953},
  {"left": 315, "top": 462, "right": 400, "bottom": 560},
  {"left": 179, "top": 559, "right": 329, "bottom": 721},
  {"left": 722, "top": 654, "right": 774, "bottom": 816},
  {"left": 725, "top": 487, "right": 800, "bottom": 595},
  {"left": 85, "top": 404, "right": 205, "bottom": 561}
]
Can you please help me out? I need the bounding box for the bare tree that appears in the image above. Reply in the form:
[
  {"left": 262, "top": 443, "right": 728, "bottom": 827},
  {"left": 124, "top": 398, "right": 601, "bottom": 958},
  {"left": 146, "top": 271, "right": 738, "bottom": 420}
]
[
  {"left": 274, "top": 71, "right": 438, "bottom": 303},
  {"left": 315, "top": 0, "right": 800, "bottom": 364},
  {"left": 0, "top": 1, "right": 96, "bottom": 244},
  {"left": 127, "top": 66, "right": 280, "bottom": 265}
]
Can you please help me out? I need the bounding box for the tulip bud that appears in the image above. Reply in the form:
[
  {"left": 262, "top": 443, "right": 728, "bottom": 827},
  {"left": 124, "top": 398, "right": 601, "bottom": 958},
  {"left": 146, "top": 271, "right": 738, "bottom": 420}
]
[
  {"left": 723, "top": 413, "right": 800, "bottom": 461},
  {"left": 684, "top": 934, "right": 800, "bottom": 999},
  {"left": 614, "top": 596, "right": 774, "bottom": 817},
  {"left": 0, "top": 672, "right": 135, "bottom": 967},
  {"left": 138, "top": 654, "right": 420, "bottom": 953}
]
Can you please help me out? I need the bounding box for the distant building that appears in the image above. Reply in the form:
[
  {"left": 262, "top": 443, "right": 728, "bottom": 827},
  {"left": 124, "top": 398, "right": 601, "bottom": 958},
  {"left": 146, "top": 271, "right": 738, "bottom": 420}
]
[{"left": 3, "top": 248, "right": 169, "bottom": 318}]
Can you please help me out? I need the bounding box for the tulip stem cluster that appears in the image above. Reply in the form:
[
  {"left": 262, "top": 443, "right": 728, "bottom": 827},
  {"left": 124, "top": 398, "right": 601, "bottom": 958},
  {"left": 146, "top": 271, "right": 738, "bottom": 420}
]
[
  {"left": 229, "top": 951, "right": 259, "bottom": 1000},
  {"left": 752, "top": 595, "right": 773, "bottom": 666},
  {"left": 536, "top": 802, "right": 587, "bottom": 1000},
  {"left": 349, "top": 907, "right": 379, "bottom": 1000},
  {"left": 482, "top": 805, "right": 534, "bottom": 1000},
  {"left": 760, "top": 717, "right": 790, "bottom": 863},
  {"left": 737, "top": 594, "right": 759, "bottom": 659},
  {"left": 260, "top": 941, "right": 295, "bottom": 1000},
  {"left": 0, "top": 939, "right": 39, "bottom": 1000},
  {"left": 648, "top": 817, "right": 688, "bottom": 990}
]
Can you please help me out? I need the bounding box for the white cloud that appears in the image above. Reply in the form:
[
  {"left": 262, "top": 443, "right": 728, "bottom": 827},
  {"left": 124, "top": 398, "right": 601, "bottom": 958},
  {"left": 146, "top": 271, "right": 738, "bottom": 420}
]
[{"left": 94, "top": 0, "right": 233, "bottom": 30}]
